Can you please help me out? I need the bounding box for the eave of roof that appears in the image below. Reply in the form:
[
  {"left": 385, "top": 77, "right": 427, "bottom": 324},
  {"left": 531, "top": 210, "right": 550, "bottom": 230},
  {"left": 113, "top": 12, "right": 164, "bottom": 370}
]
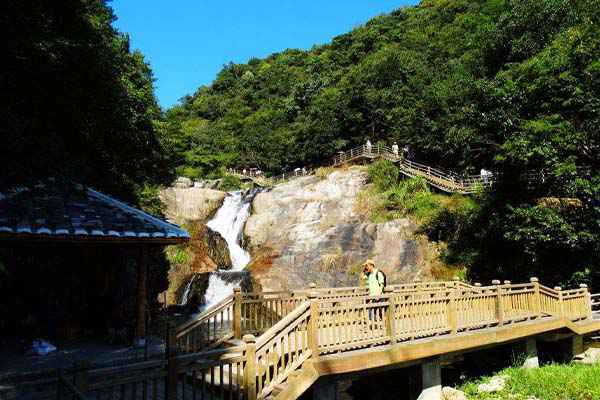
[{"left": 0, "top": 184, "right": 190, "bottom": 245}]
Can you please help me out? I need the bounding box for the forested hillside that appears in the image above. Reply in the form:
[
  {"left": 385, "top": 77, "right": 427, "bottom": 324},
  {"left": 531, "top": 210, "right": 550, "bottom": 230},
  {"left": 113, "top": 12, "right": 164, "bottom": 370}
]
[
  {"left": 2, "top": 0, "right": 170, "bottom": 202},
  {"left": 165, "top": 0, "right": 599, "bottom": 287}
]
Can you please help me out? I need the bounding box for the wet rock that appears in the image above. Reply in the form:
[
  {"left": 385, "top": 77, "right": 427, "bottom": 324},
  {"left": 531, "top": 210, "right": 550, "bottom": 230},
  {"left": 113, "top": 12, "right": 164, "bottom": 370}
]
[
  {"left": 477, "top": 375, "right": 508, "bottom": 393},
  {"left": 442, "top": 387, "right": 467, "bottom": 400},
  {"left": 244, "top": 166, "right": 435, "bottom": 290},
  {"left": 159, "top": 187, "right": 226, "bottom": 223},
  {"left": 198, "top": 225, "right": 232, "bottom": 271}
]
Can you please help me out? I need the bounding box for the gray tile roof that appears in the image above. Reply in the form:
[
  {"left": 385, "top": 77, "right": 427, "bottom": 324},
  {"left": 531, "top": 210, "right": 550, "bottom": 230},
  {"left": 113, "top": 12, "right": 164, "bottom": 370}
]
[{"left": 0, "top": 183, "right": 189, "bottom": 243}]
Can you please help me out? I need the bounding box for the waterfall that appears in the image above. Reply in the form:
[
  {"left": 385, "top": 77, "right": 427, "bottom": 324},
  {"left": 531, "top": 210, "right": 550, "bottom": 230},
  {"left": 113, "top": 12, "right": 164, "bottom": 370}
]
[
  {"left": 206, "top": 191, "right": 252, "bottom": 271},
  {"left": 179, "top": 275, "right": 195, "bottom": 306},
  {"left": 179, "top": 189, "right": 258, "bottom": 309}
]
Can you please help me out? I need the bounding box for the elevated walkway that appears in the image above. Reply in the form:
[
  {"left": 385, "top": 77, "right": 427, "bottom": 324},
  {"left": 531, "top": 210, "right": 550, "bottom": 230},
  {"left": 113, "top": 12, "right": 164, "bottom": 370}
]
[
  {"left": 39, "top": 280, "right": 600, "bottom": 400},
  {"left": 229, "top": 144, "right": 491, "bottom": 194}
]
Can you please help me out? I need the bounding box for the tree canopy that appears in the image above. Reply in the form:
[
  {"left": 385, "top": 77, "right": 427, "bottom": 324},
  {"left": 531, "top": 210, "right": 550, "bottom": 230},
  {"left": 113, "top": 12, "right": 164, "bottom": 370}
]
[{"left": 1, "top": 0, "right": 169, "bottom": 202}]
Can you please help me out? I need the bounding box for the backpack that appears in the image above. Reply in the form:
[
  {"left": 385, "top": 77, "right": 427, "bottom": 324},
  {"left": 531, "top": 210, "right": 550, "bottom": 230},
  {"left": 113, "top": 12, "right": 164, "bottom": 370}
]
[{"left": 377, "top": 270, "right": 387, "bottom": 289}]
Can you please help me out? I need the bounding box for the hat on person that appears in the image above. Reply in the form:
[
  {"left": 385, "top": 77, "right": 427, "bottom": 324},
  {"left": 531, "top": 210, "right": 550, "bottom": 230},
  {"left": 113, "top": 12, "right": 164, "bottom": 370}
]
[{"left": 362, "top": 259, "right": 375, "bottom": 267}]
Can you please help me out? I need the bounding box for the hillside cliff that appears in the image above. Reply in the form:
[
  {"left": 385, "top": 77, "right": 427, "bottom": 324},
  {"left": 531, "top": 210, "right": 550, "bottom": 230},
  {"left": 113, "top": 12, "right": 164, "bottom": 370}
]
[{"left": 244, "top": 166, "right": 436, "bottom": 290}]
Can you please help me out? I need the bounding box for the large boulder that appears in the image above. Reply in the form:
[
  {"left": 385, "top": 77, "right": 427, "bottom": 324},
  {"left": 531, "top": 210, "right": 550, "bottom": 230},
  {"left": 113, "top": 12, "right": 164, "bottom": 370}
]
[
  {"left": 244, "top": 166, "right": 436, "bottom": 291},
  {"left": 159, "top": 187, "right": 226, "bottom": 223}
]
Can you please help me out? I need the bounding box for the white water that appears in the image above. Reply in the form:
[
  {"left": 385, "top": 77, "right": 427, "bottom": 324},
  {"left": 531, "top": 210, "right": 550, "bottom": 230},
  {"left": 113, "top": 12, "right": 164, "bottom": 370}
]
[
  {"left": 199, "top": 190, "right": 254, "bottom": 308},
  {"left": 179, "top": 275, "right": 195, "bottom": 306},
  {"left": 206, "top": 192, "right": 252, "bottom": 271}
]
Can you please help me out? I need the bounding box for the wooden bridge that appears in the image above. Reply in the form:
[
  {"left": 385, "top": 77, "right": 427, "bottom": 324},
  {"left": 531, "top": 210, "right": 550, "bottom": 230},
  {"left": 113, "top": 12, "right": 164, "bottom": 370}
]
[
  {"left": 229, "top": 144, "right": 491, "bottom": 194},
  {"left": 39, "top": 279, "right": 600, "bottom": 400}
]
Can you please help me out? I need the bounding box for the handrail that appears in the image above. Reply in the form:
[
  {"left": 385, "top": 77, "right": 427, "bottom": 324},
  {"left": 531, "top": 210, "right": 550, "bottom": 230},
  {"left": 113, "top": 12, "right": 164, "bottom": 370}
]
[
  {"left": 57, "top": 376, "right": 89, "bottom": 400},
  {"left": 176, "top": 294, "right": 235, "bottom": 336},
  {"left": 230, "top": 143, "right": 492, "bottom": 193},
  {"left": 255, "top": 301, "right": 311, "bottom": 349}
]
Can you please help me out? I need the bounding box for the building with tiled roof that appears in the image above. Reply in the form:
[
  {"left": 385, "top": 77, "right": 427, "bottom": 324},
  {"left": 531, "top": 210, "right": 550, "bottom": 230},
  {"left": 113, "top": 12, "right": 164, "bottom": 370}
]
[
  {"left": 0, "top": 183, "right": 189, "bottom": 243},
  {"left": 0, "top": 182, "right": 189, "bottom": 343}
]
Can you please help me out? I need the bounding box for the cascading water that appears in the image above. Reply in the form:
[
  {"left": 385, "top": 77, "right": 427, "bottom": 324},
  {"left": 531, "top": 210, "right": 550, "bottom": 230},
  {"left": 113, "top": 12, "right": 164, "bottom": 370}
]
[
  {"left": 178, "top": 275, "right": 195, "bottom": 306},
  {"left": 179, "top": 189, "right": 259, "bottom": 310}
]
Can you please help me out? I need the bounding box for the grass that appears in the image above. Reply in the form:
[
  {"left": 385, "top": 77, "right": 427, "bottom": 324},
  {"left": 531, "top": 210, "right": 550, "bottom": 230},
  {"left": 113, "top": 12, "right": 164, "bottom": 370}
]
[
  {"left": 460, "top": 363, "right": 600, "bottom": 399},
  {"left": 315, "top": 166, "right": 335, "bottom": 179}
]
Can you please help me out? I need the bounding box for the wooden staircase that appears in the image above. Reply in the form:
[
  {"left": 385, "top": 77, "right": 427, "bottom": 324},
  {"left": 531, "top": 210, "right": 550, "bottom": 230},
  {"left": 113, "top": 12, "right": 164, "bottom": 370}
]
[{"left": 33, "top": 280, "right": 600, "bottom": 400}]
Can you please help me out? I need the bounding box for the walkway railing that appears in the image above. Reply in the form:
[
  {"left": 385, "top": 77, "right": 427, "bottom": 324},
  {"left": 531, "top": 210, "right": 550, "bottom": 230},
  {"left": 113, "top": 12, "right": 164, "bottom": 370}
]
[
  {"left": 28, "top": 279, "right": 595, "bottom": 400},
  {"left": 229, "top": 144, "right": 492, "bottom": 194}
]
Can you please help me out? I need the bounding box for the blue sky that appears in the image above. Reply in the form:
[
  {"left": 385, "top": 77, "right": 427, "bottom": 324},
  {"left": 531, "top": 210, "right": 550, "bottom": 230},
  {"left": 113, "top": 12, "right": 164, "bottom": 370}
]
[{"left": 111, "top": 1, "right": 418, "bottom": 109}]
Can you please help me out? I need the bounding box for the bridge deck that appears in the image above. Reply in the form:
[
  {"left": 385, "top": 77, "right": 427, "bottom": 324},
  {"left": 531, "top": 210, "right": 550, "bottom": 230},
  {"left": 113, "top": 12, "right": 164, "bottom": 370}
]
[{"left": 34, "top": 280, "right": 600, "bottom": 400}]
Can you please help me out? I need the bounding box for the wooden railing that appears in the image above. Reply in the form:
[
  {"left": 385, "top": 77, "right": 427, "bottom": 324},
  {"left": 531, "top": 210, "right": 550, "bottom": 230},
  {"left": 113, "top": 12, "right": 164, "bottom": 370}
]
[
  {"left": 252, "top": 301, "right": 313, "bottom": 399},
  {"left": 23, "top": 279, "right": 594, "bottom": 400},
  {"left": 230, "top": 144, "right": 491, "bottom": 193},
  {"left": 592, "top": 294, "right": 600, "bottom": 318},
  {"left": 176, "top": 289, "right": 309, "bottom": 352},
  {"left": 174, "top": 280, "right": 467, "bottom": 352},
  {"left": 175, "top": 294, "right": 236, "bottom": 352}
]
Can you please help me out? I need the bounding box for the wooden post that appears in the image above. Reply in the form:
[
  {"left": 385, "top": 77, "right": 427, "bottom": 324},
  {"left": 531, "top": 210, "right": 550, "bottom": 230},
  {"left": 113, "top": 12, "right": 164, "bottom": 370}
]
[
  {"left": 166, "top": 324, "right": 178, "bottom": 400},
  {"left": 531, "top": 277, "right": 541, "bottom": 319},
  {"left": 307, "top": 294, "right": 320, "bottom": 358},
  {"left": 56, "top": 368, "right": 63, "bottom": 400},
  {"left": 73, "top": 361, "right": 89, "bottom": 395},
  {"left": 386, "top": 290, "right": 397, "bottom": 344},
  {"left": 234, "top": 287, "right": 243, "bottom": 338},
  {"left": 452, "top": 276, "right": 460, "bottom": 288},
  {"left": 554, "top": 287, "right": 564, "bottom": 319},
  {"left": 243, "top": 334, "right": 257, "bottom": 400},
  {"left": 448, "top": 286, "right": 458, "bottom": 335},
  {"left": 135, "top": 247, "right": 149, "bottom": 343},
  {"left": 580, "top": 284, "right": 592, "bottom": 320},
  {"left": 493, "top": 280, "right": 504, "bottom": 326}
]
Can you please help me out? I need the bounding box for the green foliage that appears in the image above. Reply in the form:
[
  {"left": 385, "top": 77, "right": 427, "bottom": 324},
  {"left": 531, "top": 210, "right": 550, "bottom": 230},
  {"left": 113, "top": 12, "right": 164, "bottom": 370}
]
[
  {"left": 218, "top": 175, "right": 243, "bottom": 192},
  {"left": 2, "top": 0, "right": 170, "bottom": 204},
  {"left": 136, "top": 184, "right": 165, "bottom": 217},
  {"left": 461, "top": 363, "right": 600, "bottom": 399},
  {"left": 165, "top": 246, "right": 192, "bottom": 266},
  {"left": 367, "top": 160, "right": 400, "bottom": 191}
]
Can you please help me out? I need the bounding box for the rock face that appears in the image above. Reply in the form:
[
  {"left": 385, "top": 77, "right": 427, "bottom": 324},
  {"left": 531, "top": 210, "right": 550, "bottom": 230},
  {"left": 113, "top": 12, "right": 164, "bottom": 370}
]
[
  {"left": 159, "top": 186, "right": 229, "bottom": 306},
  {"left": 159, "top": 187, "right": 226, "bottom": 223},
  {"left": 244, "top": 167, "right": 434, "bottom": 291}
]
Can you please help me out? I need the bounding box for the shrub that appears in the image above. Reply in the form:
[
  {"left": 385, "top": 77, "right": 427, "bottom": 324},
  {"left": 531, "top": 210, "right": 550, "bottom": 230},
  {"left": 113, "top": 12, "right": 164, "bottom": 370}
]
[
  {"left": 218, "top": 175, "right": 242, "bottom": 191},
  {"left": 355, "top": 188, "right": 387, "bottom": 221},
  {"left": 368, "top": 160, "right": 400, "bottom": 191},
  {"left": 178, "top": 166, "right": 201, "bottom": 180}
]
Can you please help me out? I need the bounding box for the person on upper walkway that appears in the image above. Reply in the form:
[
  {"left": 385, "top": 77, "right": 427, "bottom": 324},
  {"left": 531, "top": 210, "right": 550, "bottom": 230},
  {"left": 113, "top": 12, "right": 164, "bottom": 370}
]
[
  {"left": 392, "top": 142, "right": 399, "bottom": 158},
  {"left": 366, "top": 139, "right": 373, "bottom": 153},
  {"left": 480, "top": 168, "right": 492, "bottom": 185},
  {"left": 403, "top": 145, "right": 410, "bottom": 159}
]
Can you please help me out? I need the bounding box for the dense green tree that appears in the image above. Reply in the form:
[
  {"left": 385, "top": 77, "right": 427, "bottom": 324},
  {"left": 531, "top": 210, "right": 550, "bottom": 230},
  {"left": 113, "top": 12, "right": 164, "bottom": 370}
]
[{"left": 1, "top": 0, "right": 169, "bottom": 202}]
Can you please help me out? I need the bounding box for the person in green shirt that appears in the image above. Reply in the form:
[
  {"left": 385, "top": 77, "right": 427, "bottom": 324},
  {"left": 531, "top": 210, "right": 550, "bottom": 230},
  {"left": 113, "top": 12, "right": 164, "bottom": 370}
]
[
  {"left": 362, "top": 259, "right": 385, "bottom": 296},
  {"left": 362, "top": 259, "right": 386, "bottom": 327}
]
